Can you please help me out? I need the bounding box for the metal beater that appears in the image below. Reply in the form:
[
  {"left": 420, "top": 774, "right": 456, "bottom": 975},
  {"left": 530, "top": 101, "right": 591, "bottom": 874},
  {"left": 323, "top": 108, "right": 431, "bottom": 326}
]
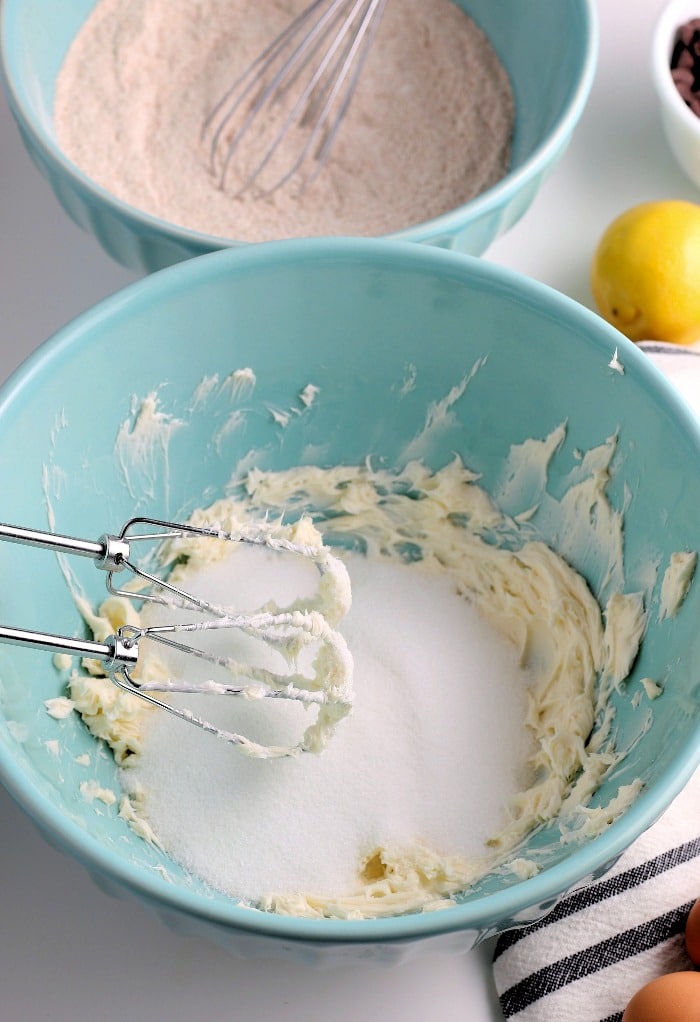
[
  {"left": 0, "top": 516, "right": 353, "bottom": 758},
  {"left": 202, "top": 0, "right": 388, "bottom": 195}
]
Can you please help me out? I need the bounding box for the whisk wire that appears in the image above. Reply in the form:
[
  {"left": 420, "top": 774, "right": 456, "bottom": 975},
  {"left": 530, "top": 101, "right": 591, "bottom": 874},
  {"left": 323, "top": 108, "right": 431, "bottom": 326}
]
[
  {"left": 299, "top": 0, "right": 388, "bottom": 186},
  {"left": 227, "top": 4, "right": 357, "bottom": 193},
  {"left": 247, "top": 0, "right": 388, "bottom": 196},
  {"left": 203, "top": 0, "right": 388, "bottom": 196},
  {"left": 201, "top": 0, "right": 325, "bottom": 149}
]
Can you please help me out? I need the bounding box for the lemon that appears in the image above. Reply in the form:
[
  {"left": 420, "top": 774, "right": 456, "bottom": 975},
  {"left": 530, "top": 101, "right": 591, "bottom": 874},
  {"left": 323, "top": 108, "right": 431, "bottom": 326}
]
[{"left": 590, "top": 200, "right": 700, "bottom": 344}]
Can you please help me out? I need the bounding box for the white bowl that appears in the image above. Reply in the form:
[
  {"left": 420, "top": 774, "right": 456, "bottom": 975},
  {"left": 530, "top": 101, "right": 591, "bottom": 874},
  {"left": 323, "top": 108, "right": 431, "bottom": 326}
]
[{"left": 651, "top": 0, "right": 700, "bottom": 188}]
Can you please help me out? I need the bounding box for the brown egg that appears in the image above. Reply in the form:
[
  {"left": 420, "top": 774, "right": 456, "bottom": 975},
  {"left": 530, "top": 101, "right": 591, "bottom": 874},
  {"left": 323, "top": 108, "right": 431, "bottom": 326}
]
[
  {"left": 622, "top": 972, "right": 700, "bottom": 1022},
  {"left": 686, "top": 897, "right": 700, "bottom": 966}
]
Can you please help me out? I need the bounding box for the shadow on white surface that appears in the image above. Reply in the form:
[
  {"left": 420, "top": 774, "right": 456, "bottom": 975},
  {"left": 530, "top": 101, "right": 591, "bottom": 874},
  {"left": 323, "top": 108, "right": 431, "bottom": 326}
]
[{"left": 0, "top": 783, "right": 503, "bottom": 1020}]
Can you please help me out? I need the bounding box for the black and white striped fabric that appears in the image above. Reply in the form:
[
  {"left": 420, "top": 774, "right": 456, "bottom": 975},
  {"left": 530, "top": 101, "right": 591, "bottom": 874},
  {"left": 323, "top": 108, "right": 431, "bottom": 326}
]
[{"left": 492, "top": 769, "right": 700, "bottom": 1022}]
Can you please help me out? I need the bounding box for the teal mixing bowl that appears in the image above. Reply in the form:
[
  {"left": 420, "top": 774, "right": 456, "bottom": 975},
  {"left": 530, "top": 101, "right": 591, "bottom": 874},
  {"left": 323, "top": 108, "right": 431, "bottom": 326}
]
[
  {"left": 0, "top": 239, "right": 699, "bottom": 964},
  {"left": 0, "top": 0, "right": 597, "bottom": 272}
]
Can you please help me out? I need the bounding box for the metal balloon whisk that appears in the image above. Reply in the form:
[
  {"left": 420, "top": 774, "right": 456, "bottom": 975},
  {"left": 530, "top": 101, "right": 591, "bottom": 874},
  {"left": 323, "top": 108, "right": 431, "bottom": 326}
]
[{"left": 202, "top": 0, "right": 388, "bottom": 196}]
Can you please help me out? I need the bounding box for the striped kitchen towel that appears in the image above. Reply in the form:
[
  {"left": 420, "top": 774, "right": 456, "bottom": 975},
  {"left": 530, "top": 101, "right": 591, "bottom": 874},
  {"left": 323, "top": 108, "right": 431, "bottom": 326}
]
[{"left": 492, "top": 769, "right": 700, "bottom": 1022}]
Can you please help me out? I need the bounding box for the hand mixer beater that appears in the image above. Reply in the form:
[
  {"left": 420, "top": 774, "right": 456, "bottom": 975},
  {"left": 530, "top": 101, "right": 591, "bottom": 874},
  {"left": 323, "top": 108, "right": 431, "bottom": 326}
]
[
  {"left": 202, "top": 0, "right": 389, "bottom": 196},
  {"left": 0, "top": 516, "right": 354, "bottom": 759}
]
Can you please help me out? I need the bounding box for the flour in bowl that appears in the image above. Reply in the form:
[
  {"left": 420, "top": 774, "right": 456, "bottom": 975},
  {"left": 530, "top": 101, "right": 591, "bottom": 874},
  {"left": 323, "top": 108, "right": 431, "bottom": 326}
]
[{"left": 53, "top": 0, "right": 514, "bottom": 241}]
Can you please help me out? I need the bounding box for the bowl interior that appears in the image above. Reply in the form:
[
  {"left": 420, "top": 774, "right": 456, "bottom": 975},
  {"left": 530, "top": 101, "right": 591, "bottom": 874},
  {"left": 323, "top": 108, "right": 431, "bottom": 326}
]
[
  {"left": 2, "top": 0, "right": 595, "bottom": 218},
  {"left": 1, "top": 240, "right": 699, "bottom": 940}
]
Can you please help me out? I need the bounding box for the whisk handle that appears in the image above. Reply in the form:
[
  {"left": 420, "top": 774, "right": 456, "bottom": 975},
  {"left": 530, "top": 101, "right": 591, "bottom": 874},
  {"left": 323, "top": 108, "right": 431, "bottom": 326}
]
[
  {"left": 0, "top": 523, "right": 129, "bottom": 570},
  {"left": 0, "top": 625, "right": 139, "bottom": 671}
]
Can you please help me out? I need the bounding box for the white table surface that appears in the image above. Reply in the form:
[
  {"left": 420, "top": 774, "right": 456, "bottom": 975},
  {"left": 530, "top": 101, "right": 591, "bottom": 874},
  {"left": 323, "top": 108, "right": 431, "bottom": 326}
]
[{"left": 1, "top": 2, "right": 697, "bottom": 1018}]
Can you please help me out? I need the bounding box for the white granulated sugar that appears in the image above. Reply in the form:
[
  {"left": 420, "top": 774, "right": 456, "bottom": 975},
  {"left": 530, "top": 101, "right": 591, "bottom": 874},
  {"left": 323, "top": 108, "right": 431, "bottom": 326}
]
[
  {"left": 122, "top": 544, "right": 535, "bottom": 904},
  {"left": 54, "top": 0, "right": 514, "bottom": 241}
]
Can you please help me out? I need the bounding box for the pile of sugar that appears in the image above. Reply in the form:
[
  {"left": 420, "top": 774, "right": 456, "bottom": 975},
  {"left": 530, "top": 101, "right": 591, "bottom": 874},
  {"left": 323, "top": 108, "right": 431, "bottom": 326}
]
[
  {"left": 53, "top": 0, "right": 514, "bottom": 241},
  {"left": 122, "top": 544, "right": 535, "bottom": 904}
]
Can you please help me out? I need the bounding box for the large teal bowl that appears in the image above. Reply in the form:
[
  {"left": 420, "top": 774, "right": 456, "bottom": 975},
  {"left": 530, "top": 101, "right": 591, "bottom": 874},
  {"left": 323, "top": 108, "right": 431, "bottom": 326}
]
[
  {"left": 0, "top": 239, "right": 698, "bottom": 964},
  {"left": 0, "top": 0, "right": 597, "bottom": 272}
]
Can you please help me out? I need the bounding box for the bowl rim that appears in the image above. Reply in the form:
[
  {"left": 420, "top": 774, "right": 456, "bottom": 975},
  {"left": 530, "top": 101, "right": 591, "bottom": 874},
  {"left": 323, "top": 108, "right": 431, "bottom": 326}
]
[
  {"left": 651, "top": 0, "right": 700, "bottom": 136},
  {"left": 1, "top": 237, "right": 700, "bottom": 944},
  {"left": 0, "top": 0, "right": 599, "bottom": 250}
]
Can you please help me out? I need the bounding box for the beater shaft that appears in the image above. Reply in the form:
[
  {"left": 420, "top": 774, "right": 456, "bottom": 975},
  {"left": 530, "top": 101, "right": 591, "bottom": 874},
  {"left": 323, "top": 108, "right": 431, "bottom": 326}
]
[
  {"left": 0, "top": 623, "right": 138, "bottom": 671},
  {"left": 0, "top": 521, "right": 129, "bottom": 571}
]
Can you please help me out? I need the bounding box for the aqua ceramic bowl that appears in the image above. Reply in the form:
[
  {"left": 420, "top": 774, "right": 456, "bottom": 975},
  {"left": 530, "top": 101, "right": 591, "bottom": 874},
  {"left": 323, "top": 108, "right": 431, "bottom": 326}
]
[
  {"left": 0, "top": 0, "right": 597, "bottom": 272},
  {"left": 0, "top": 239, "right": 699, "bottom": 964}
]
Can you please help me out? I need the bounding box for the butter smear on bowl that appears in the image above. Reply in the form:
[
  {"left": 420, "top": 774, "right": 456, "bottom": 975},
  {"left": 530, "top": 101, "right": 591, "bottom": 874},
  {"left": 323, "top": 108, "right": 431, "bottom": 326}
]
[{"left": 46, "top": 382, "right": 693, "bottom": 920}]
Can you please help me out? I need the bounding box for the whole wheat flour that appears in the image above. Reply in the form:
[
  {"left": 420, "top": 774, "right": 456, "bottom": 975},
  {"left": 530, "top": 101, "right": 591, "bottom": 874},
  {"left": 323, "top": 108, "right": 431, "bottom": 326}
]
[{"left": 53, "top": 0, "right": 514, "bottom": 241}]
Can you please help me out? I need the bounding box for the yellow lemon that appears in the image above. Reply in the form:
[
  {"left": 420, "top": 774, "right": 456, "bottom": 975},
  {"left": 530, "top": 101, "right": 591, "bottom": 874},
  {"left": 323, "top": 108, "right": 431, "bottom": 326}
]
[{"left": 591, "top": 200, "right": 700, "bottom": 344}]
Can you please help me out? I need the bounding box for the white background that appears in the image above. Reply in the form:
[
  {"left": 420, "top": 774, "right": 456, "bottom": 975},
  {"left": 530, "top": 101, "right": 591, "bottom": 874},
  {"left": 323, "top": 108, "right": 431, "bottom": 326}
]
[{"left": 1, "top": 1, "right": 698, "bottom": 1018}]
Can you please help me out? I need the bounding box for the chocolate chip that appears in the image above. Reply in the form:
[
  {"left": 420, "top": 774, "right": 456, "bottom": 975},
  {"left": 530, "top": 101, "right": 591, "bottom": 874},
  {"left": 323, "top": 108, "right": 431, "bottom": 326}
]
[
  {"left": 670, "top": 18, "right": 700, "bottom": 115},
  {"left": 673, "top": 66, "right": 695, "bottom": 87},
  {"left": 678, "top": 18, "right": 700, "bottom": 46}
]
